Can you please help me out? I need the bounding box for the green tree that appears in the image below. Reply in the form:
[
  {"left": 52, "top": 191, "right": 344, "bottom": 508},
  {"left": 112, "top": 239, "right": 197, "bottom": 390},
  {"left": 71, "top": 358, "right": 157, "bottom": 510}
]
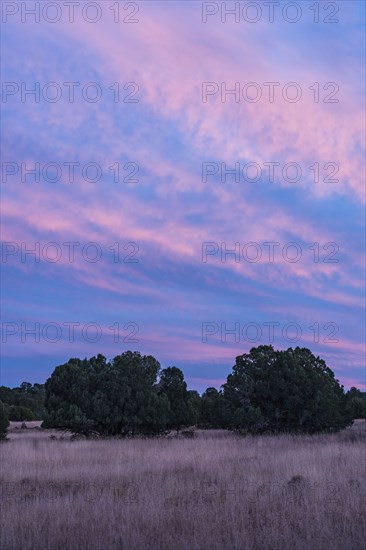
[
  {"left": 104, "top": 351, "right": 169, "bottom": 435},
  {"left": 20, "top": 382, "right": 32, "bottom": 393},
  {"left": 0, "top": 383, "right": 45, "bottom": 419},
  {"left": 159, "top": 367, "right": 192, "bottom": 433},
  {"left": 0, "top": 401, "right": 9, "bottom": 440},
  {"left": 200, "top": 388, "right": 227, "bottom": 428},
  {"left": 346, "top": 387, "right": 366, "bottom": 419},
  {"left": 223, "top": 345, "right": 351, "bottom": 434},
  {"left": 44, "top": 352, "right": 170, "bottom": 436},
  {"left": 8, "top": 405, "right": 35, "bottom": 421},
  {"left": 43, "top": 357, "right": 95, "bottom": 433},
  {"left": 187, "top": 390, "right": 202, "bottom": 425}
]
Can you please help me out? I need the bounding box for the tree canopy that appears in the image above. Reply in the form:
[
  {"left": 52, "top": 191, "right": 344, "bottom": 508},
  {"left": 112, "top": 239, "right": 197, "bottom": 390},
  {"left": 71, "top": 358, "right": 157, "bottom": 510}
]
[
  {"left": 43, "top": 352, "right": 200, "bottom": 435},
  {"left": 0, "top": 382, "right": 45, "bottom": 420},
  {"left": 222, "top": 345, "right": 353, "bottom": 433},
  {"left": 158, "top": 367, "right": 192, "bottom": 432},
  {"left": 0, "top": 401, "right": 9, "bottom": 440},
  {"left": 2, "top": 347, "right": 360, "bottom": 437}
]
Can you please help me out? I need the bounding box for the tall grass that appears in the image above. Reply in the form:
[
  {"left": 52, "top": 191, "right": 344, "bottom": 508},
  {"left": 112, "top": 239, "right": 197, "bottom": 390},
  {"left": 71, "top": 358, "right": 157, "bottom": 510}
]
[{"left": 1, "top": 422, "right": 365, "bottom": 549}]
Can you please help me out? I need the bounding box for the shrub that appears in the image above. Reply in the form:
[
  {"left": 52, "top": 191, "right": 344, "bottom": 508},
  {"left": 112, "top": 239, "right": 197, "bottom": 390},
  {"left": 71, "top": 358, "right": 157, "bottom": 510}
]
[
  {"left": 0, "top": 401, "right": 9, "bottom": 440},
  {"left": 8, "top": 405, "right": 35, "bottom": 421},
  {"left": 222, "top": 345, "right": 352, "bottom": 434}
]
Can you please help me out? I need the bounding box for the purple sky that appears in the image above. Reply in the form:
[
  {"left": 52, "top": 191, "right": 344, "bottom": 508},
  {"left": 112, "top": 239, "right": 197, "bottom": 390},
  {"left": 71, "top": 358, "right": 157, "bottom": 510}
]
[{"left": 1, "top": 1, "right": 365, "bottom": 392}]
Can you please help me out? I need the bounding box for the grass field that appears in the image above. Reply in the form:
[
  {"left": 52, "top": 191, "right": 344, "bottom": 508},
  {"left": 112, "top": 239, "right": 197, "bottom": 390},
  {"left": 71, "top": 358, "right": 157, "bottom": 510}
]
[{"left": 1, "top": 421, "right": 365, "bottom": 550}]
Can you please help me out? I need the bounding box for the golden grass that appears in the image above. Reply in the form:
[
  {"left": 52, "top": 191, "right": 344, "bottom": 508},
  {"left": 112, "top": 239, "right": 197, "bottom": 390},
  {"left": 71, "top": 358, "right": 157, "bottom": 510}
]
[{"left": 1, "top": 421, "right": 365, "bottom": 549}]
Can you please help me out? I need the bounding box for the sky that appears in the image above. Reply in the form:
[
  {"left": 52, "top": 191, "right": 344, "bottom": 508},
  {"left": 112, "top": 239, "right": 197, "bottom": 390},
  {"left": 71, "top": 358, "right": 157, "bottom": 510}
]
[{"left": 1, "top": 0, "right": 365, "bottom": 392}]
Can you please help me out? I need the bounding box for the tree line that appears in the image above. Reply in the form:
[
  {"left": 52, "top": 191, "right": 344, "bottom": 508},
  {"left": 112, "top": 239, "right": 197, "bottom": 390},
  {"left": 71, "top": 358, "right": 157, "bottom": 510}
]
[
  {"left": 0, "top": 382, "right": 45, "bottom": 421},
  {"left": 1, "top": 346, "right": 365, "bottom": 439}
]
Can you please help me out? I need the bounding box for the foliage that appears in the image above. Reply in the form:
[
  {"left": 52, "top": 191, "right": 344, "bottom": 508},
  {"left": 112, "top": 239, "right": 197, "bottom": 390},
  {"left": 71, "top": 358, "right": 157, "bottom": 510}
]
[
  {"left": 4, "top": 346, "right": 359, "bottom": 437},
  {"left": 200, "top": 387, "right": 226, "bottom": 428},
  {"left": 345, "top": 387, "right": 366, "bottom": 419},
  {"left": 7, "top": 405, "right": 35, "bottom": 421},
  {"left": 0, "top": 401, "right": 9, "bottom": 440},
  {"left": 187, "top": 390, "right": 202, "bottom": 426},
  {"left": 158, "top": 367, "right": 192, "bottom": 432},
  {"left": 222, "top": 345, "right": 352, "bottom": 434},
  {"left": 43, "top": 352, "right": 170, "bottom": 436},
  {"left": 0, "top": 383, "right": 45, "bottom": 419}
]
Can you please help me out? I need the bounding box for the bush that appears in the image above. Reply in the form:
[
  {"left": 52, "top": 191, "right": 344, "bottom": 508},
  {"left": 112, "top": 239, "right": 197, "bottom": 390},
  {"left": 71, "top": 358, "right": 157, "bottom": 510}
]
[
  {"left": 0, "top": 401, "right": 9, "bottom": 440},
  {"left": 345, "top": 388, "right": 366, "bottom": 419},
  {"left": 44, "top": 352, "right": 171, "bottom": 436},
  {"left": 8, "top": 405, "right": 35, "bottom": 421},
  {"left": 222, "top": 345, "right": 352, "bottom": 434}
]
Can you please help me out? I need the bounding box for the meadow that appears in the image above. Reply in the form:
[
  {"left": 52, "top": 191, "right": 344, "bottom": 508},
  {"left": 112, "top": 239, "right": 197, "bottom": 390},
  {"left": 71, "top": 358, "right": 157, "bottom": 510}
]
[{"left": 1, "top": 421, "right": 365, "bottom": 550}]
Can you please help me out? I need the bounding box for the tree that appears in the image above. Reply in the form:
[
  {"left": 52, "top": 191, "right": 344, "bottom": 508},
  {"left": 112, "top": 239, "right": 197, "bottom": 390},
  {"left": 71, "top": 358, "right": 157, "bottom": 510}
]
[
  {"left": 187, "top": 390, "right": 202, "bottom": 426},
  {"left": 104, "top": 351, "right": 169, "bottom": 435},
  {"left": 43, "top": 357, "right": 95, "bottom": 433},
  {"left": 43, "top": 352, "right": 170, "bottom": 436},
  {"left": 346, "top": 387, "right": 366, "bottom": 419},
  {"left": 222, "top": 345, "right": 352, "bottom": 434},
  {"left": 0, "top": 401, "right": 9, "bottom": 440},
  {"left": 159, "top": 367, "right": 192, "bottom": 433},
  {"left": 0, "top": 383, "right": 45, "bottom": 419},
  {"left": 200, "top": 388, "right": 226, "bottom": 428},
  {"left": 7, "top": 405, "right": 35, "bottom": 421},
  {"left": 20, "top": 382, "right": 32, "bottom": 393}
]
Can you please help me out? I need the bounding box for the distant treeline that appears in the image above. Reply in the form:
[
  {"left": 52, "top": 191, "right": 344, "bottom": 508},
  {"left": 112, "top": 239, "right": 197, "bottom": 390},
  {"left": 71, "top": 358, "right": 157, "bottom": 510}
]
[
  {"left": 0, "top": 382, "right": 45, "bottom": 421},
  {"left": 0, "top": 346, "right": 365, "bottom": 440}
]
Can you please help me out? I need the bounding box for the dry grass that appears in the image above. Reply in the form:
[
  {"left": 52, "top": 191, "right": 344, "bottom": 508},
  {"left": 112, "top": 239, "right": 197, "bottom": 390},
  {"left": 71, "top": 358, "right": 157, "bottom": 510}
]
[{"left": 1, "top": 421, "right": 365, "bottom": 550}]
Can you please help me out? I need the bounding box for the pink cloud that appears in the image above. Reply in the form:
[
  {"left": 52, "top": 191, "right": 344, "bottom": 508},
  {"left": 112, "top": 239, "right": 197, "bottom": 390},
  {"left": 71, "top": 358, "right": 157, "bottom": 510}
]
[{"left": 45, "top": 6, "right": 363, "bottom": 201}]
